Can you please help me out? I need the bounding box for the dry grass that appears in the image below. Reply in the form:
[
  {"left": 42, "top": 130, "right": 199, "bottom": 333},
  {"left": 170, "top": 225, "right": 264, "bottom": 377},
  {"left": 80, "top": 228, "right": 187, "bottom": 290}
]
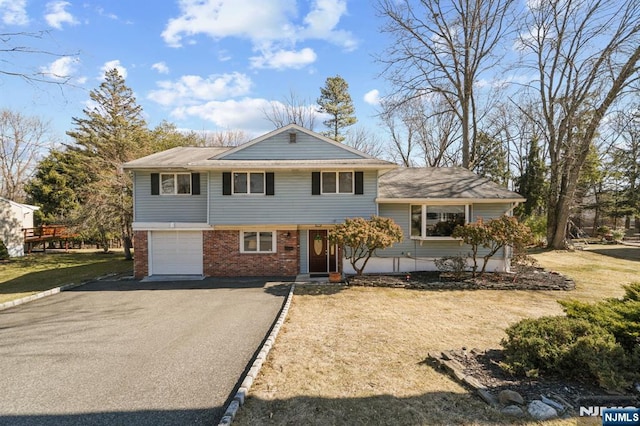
[{"left": 235, "top": 245, "right": 640, "bottom": 425}]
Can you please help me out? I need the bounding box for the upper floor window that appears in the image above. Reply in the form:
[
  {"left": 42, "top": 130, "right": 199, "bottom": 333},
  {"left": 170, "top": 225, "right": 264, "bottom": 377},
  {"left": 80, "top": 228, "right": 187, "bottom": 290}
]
[
  {"left": 234, "top": 172, "right": 264, "bottom": 194},
  {"left": 411, "top": 204, "right": 468, "bottom": 238},
  {"left": 161, "top": 173, "right": 191, "bottom": 195},
  {"left": 322, "top": 171, "right": 353, "bottom": 194}
]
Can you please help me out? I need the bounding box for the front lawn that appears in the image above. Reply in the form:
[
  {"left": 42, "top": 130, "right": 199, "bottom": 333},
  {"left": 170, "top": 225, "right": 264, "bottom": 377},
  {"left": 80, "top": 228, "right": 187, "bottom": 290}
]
[
  {"left": 0, "top": 250, "right": 133, "bottom": 304},
  {"left": 235, "top": 245, "right": 639, "bottom": 425}
]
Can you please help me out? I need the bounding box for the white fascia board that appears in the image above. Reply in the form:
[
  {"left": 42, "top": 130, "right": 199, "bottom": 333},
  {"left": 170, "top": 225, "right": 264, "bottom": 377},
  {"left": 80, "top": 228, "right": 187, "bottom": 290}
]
[{"left": 133, "top": 222, "right": 212, "bottom": 231}]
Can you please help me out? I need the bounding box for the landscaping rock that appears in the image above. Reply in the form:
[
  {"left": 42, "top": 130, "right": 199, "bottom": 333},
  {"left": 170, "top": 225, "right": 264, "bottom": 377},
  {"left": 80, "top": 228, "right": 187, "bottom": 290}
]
[
  {"left": 499, "top": 389, "right": 524, "bottom": 405},
  {"left": 501, "top": 405, "right": 525, "bottom": 417},
  {"left": 527, "top": 400, "right": 558, "bottom": 420}
]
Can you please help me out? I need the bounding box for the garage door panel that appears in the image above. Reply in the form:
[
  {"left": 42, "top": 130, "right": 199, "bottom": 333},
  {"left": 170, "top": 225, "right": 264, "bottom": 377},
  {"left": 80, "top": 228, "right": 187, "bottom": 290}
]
[{"left": 150, "top": 231, "right": 203, "bottom": 275}]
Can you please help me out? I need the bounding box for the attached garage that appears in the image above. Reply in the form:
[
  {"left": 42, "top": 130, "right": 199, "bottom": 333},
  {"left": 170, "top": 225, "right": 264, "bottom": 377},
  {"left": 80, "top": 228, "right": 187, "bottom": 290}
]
[{"left": 149, "top": 231, "right": 203, "bottom": 276}]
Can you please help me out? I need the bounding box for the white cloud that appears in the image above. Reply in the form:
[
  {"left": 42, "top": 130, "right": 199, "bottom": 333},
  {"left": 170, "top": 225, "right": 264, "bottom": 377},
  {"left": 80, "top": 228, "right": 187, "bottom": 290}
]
[
  {"left": 161, "top": 0, "right": 356, "bottom": 69},
  {"left": 250, "top": 47, "right": 317, "bottom": 70},
  {"left": 148, "top": 72, "right": 253, "bottom": 106},
  {"left": 100, "top": 60, "right": 127, "bottom": 80},
  {"left": 40, "top": 56, "right": 80, "bottom": 80},
  {"left": 162, "top": 0, "right": 296, "bottom": 48},
  {"left": 45, "top": 1, "right": 78, "bottom": 29},
  {"left": 0, "top": 0, "right": 28, "bottom": 25},
  {"left": 172, "top": 98, "right": 272, "bottom": 132},
  {"left": 364, "top": 89, "right": 380, "bottom": 106},
  {"left": 151, "top": 62, "right": 170, "bottom": 74}
]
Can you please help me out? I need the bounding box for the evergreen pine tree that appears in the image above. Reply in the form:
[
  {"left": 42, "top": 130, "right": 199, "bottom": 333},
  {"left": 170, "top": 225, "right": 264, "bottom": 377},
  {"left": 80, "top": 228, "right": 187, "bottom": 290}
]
[
  {"left": 317, "top": 75, "right": 357, "bottom": 142},
  {"left": 66, "top": 68, "right": 149, "bottom": 259}
]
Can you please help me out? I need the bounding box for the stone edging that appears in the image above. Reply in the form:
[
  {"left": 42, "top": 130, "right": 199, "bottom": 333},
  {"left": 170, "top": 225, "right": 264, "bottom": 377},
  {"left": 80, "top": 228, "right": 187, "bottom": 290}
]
[
  {"left": 218, "top": 283, "right": 295, "bottom": 426},
  {"left": 0, "top": 273, "right": 122, "bottom": 311}
]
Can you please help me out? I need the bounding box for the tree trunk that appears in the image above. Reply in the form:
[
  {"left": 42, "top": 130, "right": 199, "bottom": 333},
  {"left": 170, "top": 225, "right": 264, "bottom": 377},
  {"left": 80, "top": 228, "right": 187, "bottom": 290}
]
[{"left": 123, "top": 235, "right": 132, "bottom": 260}]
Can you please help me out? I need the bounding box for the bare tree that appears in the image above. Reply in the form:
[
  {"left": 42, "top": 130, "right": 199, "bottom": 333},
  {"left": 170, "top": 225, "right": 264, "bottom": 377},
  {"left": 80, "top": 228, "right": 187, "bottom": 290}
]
[
  {"left": 377, "top": 0, "right": 515, "bottom": 168},
  {"left": 1, "top": 31, "right": 78, "bottom": 85},
  {"left": 519, "top": 0, "right": 640, "bottom": 248},
  {"left": 380, "top": 95, "right": 460, "bottom": 166},
  {"left": 0, "top": 109, "right": 52, "bottom": 202},
  {"left": 200, "top": 129, "right": 251, "bottom": 147},
  {"left": 344, "top": 126, "right": 386, "bottom": 158},
  {"left": 262, "top": 90, "right": 318, "bottom": 130}
]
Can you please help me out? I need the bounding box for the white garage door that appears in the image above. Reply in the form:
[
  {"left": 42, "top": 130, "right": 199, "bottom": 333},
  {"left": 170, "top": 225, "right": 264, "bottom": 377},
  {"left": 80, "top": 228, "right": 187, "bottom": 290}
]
[{"left": 150, "top": 231, "right": 203, "bottom": 275}]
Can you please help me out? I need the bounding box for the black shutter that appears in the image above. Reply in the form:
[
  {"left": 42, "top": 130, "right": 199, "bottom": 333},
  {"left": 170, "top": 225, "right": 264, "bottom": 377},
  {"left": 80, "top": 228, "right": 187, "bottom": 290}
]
[
  {"left": 191, "top": 173, "right": 200, "bottom": 195},
  {"left": 312, "top": 172, "right": 321, "bottom": 195},
  {"left": 222, "top": 172, "right": 232, "bottom": 195},
  {"left": 151, "top": 173, "right": 159, "bottom": 195},
  {"left": 265, "top": 172, "right": 275, "bottom": 195},
  {"left": 354, "top": 171, "right": 364, "bottom": 195}
]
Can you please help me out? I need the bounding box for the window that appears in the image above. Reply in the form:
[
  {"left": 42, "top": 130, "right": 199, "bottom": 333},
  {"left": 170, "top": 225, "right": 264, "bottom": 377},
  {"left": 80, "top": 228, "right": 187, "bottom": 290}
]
[
  {"left": 241, "top": 231, "right": 275, "bottom": 253},
  {"left": 234, "top": 172, "right": 264, "bottom": 194},
  {"left": 411, "top": 205, "right": 468, "bottom": 238},
  {"left": 160, "top": 173, "right": 191, "bottom": 195},
  {"left": 321, "top": 171, "right": 353, "bottom": 194}
]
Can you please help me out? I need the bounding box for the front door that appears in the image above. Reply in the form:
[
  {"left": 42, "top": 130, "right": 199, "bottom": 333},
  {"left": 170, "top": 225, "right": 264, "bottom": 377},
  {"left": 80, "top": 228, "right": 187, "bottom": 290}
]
[
  {"left": 309, "top": 230, "right": 328, "bottom": 274},
  {"left": 308, "top": 230, "right": 338, "bottom": 275}
]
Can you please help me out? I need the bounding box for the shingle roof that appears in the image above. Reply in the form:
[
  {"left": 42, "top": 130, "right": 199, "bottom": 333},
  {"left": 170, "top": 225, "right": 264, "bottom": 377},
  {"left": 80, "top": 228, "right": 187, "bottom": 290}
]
[
  {"left": 123, "top": 146, "right": 395, "bottom": 170},
  {"left": 123, "top": 147, "right": 231, "bottom": 169},
  {"left": 377, "top": 167, "right": 524, "bottom": 201}
]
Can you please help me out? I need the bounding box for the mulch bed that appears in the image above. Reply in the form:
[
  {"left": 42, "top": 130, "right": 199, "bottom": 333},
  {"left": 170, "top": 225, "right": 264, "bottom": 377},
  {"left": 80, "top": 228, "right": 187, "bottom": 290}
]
[
  {"left": 346, "top": 265, "right": 575, "bottom": 291},
  {"left": 429, "top": 348, "right": 639, "bottom": 415}
]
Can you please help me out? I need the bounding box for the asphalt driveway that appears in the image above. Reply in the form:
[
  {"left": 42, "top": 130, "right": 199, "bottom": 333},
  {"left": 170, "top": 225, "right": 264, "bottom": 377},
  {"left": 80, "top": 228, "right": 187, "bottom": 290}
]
[{"left": 0, "top": 277, "right": 290, "bottom": 425}]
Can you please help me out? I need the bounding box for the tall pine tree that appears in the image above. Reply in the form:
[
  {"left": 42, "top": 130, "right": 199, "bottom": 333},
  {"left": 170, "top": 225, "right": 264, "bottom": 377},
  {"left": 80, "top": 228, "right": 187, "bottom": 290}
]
[
  {"left": 66, "top": 68, "right": 149, "bottom": 259},
  {"left": 317, "top": 75, "right": 357, "bottom": 142}
]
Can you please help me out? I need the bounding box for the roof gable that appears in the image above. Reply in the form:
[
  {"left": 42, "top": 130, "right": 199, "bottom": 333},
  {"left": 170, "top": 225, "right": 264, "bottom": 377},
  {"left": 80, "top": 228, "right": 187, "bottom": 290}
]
[{"left": 214, "top": 124, "right": 374, "bottom": 161}]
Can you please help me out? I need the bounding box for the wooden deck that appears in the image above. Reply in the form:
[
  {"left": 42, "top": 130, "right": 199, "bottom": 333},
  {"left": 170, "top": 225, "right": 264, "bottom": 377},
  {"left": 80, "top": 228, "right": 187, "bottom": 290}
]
[{"left": 22, "top": 226, "right": 77, "bottom": 252}]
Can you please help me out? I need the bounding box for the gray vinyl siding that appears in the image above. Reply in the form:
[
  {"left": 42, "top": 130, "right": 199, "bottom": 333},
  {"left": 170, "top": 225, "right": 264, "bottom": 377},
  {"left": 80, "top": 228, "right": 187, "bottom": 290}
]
[
  {"left": 209, "top": 170, "right": 378, "bottom": 225},
  {"left": 223, "top": 132, "right": 364, "bottom": 160},
  {"left": 376, "top": 202, "right": 513, "bottom": 258},
  {"left": 133, "top": 172, "right": 208, "bottom": 222}
]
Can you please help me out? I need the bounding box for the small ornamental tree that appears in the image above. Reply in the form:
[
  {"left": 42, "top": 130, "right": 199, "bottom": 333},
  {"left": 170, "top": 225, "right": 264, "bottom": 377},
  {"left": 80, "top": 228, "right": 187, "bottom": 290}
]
[
  {"left": 452, "top": 216, "right": 534, "bottom": 276},
  {"left": 329, "top": 216, "right": 403, "bottom": 275}
]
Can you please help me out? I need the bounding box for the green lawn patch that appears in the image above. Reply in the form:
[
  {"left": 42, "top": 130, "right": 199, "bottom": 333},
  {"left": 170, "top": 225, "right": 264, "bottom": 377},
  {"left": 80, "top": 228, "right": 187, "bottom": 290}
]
[{"left": 0, "top": 250, "right": 133, "bottom": 304}]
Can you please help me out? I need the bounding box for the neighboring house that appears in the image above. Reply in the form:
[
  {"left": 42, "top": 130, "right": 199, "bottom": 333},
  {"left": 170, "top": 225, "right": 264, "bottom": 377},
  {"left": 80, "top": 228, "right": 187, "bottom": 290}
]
[
  {"left": 123, "top": 124, "right": 524, "bottom": 279},
  {"left": 0, "top": 197, "right": 40, "bottom": 257}
]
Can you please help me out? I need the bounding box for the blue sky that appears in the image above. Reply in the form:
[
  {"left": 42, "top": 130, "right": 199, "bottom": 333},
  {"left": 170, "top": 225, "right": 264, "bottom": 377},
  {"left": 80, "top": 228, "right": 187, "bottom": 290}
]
[{"left": 0, "top": 0, "right": 387, "bottom": 142}]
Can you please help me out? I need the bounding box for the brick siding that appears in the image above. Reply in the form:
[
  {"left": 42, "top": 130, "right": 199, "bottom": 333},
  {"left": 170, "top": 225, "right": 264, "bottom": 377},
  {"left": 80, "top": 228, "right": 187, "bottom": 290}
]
[
  {"left": 204, "top": 230, "right": 299, "bottom": 277},
  {"left": 133, "top": 230, "right": 148, "bottom": 279}
]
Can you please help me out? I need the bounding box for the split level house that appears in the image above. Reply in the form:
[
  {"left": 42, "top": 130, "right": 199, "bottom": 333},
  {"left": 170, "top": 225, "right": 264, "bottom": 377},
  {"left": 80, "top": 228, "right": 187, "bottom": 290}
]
[{"left": 123, "top": 124, "right": 525, "bottom": 279}]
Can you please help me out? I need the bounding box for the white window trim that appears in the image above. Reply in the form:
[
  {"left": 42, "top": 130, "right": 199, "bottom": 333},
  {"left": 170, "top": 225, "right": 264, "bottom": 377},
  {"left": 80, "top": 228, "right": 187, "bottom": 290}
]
[
  {"left": 409, "top": 204, "right": 470, "bottom": 240},
  {"left": 240, "top": 230, "right": 277, "bottom": 253},
  {"left": 232, "top": 171, "right": 265, "bottom": 195},
  {"left": 321, "top": 171, "right": 354, "bottom": 195},
  {"left": 160, "top": 173, "right": 192, "bottom": 195}
]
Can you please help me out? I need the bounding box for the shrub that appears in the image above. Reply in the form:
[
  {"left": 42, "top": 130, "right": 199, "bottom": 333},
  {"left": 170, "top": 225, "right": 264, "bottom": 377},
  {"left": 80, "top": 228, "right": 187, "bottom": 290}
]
[
  {"left": 560, "top": 282, "right": 640, "bottom": 353},
  {"left": 329, "top": 216, "right": 403, "bottom": 275},
  {"left": 452, "top": 216, "right": 534, "bottom": 276},
  {"left": 434, "top": 255, "right": 468, "bottom": 280},
  {"left": 523, "top": 214, "right": 547, "bottom": 246},
  {"left": 0, "top": 239, "right": 9, "bottom": 260},
  {"left": 501, "top": 316, "right": 629, "bottom": 390},
  {"left": 611, "top": 228, "right": 625, "bottom": 242},
  {"left": 596, "top": 225, "right": 611, "bottom": 236},
  {"left": 502, "top": 284, "right": 640, "bottom": 391}
]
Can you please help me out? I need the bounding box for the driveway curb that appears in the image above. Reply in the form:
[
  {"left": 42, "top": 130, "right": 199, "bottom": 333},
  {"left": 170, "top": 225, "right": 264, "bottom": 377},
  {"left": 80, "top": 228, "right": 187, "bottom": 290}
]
[
  {"left": 0, "top": 273, "right": 122, "bottom": 311},
  {"left": 218, "top": 283, "right": 295, "bottom": 426}
]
